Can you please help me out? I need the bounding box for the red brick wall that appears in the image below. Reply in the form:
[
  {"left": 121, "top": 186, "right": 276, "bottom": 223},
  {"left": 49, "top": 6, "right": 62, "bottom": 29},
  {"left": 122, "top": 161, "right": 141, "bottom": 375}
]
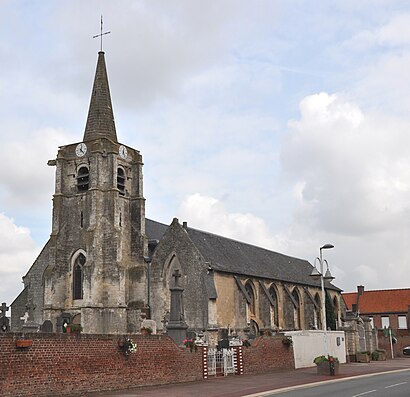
[
  {"left": 378, "top": 330, "right": 410, "bottom": 358},
  {"left": 1, "top": 334, "right": 296, "bottom": 396},
  {"left": 242, "top": 336, "right": 295, "bottom": 374},
  {"left": 0, "top": 333, "right": 202, "bottom": 397}
]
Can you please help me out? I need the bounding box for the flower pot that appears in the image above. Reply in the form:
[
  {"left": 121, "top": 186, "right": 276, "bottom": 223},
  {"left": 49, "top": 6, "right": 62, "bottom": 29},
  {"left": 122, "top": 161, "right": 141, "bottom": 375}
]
[
  {"left": 16, "top": 340, "right": 33, "bottom": 348},
  {"left": 316, "top": 361, "right": 339, "bottom": 376},
  {"left": 356, "top": 353, "right": 370, "bottom": 363}
]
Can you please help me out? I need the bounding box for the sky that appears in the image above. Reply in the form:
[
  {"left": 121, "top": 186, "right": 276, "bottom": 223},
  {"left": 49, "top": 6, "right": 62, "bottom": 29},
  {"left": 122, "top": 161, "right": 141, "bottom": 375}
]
[{"left": 1, "top": 0, "right": 410, "bottom": 306}]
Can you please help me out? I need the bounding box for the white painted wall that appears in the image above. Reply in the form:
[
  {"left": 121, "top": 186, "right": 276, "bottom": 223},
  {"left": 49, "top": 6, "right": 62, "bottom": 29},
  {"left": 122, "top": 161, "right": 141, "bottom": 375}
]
[{"left": 285, "top": 330, "right": 347, "bottom": 369}]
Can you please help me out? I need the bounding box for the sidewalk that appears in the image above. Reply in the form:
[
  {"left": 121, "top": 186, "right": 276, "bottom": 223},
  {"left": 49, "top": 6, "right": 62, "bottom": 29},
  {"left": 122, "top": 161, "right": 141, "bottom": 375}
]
[{"left": 82, "top": 358, "right": 410, "bottom": 397}]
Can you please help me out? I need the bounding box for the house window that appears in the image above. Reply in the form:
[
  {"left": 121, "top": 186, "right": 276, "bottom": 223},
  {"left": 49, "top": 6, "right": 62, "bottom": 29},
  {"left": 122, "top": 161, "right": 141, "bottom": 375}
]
[
  {"left": 117, "top": 168, "right": 125, "bottom": 195},
  {"left": 398, "top": 315, "right": 407, "bottom": 329},
  {"left": 73, "top": 253, "right": 86, "bottom": 300},
  {"left": 381, "top": 316, "right": 390, "bottom": 328},
  {"left": 77, "top": 166, "right": 89, "bottom": 192}
]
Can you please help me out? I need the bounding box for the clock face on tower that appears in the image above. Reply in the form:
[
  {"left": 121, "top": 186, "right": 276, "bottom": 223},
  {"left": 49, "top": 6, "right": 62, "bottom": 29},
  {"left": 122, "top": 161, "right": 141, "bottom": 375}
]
[
  {"left": 119, "top": 145, "right": 128, "bottom": 159},
  {"left": 75, "top": 143, "right": 87, "bottom": 157}
]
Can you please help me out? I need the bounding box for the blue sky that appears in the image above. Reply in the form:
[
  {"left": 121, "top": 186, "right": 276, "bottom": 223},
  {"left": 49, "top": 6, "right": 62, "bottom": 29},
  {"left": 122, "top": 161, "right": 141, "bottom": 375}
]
[{"left": 2, "top": 0, "right": 410, "bottom": 305}]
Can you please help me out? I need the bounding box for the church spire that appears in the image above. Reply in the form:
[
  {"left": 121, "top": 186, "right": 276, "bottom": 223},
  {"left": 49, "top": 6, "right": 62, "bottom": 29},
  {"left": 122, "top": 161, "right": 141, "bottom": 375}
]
[{"left": 83, "top": 51, "right": 117, "bottom": 143}]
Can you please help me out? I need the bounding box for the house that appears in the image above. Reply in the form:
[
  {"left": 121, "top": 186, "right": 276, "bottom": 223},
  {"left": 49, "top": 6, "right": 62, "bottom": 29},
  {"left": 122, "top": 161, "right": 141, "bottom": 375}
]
[{"left": 342, "top": 285, "right": 410, "bottom": 331}]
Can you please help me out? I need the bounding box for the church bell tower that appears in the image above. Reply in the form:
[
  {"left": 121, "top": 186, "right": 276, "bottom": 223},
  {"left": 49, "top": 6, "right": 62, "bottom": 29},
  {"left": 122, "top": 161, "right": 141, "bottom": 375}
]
[{"left": 43, "top": 51, "right": 148, "bottom": 333}]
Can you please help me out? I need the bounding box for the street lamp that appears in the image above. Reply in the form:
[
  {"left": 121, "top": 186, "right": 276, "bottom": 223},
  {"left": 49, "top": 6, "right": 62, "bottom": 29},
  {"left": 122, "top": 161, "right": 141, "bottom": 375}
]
[{"left": 310, "top": 243, "right": 335, "bottom": 355}]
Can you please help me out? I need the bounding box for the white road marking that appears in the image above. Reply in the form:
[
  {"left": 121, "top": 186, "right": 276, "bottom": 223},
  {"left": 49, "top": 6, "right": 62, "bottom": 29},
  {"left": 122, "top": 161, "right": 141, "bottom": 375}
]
[
  {"left": 351, "top": 391, "right": 376, "bottom": 397},
  {"left": 385, "top": 381, "right": 407, "bottom": 388}
]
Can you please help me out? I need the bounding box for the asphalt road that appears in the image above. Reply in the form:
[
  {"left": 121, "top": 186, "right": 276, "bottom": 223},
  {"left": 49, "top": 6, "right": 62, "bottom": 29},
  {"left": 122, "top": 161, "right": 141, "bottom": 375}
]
[{"left": 259, "top": 369, "right": 410, "bottom": 397}]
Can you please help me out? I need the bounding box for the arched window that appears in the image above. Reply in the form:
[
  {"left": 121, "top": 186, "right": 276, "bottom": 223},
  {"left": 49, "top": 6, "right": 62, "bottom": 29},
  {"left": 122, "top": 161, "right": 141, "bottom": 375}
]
[
  {"left": 292, "top": 288, "right": 301, "bottom": 330},
  {"left": 314, "top": 293, "right": 321, "bottom": 330},
  {"left": 333, "top": 296, "right": 339, "bottom": 328},
  {"left": 245, "top": 281, "right": 256, "bottom": 315},
  {"left": 77, "top": 167, "right": 89, "bottom": 192},
  {"left": 73, "top": 253, "right": 85, "bottom": 300},
  {"left": 269, "top": 284, "right": 279, "bottom": 328},
  {"left": 117, "top": 168, "right": 125, "bottom": 195}
]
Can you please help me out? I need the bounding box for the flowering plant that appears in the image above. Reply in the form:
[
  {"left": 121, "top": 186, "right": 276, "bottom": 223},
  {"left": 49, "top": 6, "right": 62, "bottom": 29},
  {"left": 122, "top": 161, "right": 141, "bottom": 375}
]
[
  {"left": 242, "top": 339, "right": 251, "bottom": 348},
  {"left": 282, "top": 336, "right": 292, "bottom": 346},
  {"left": 313, "top": 355, "right": 339, "bottom": 364},
  {"left": 183, "top": 338, "right": 197, "bottom": 352},
  {"left": 122, "top": 337, "right": 137, "bottom": 355}
]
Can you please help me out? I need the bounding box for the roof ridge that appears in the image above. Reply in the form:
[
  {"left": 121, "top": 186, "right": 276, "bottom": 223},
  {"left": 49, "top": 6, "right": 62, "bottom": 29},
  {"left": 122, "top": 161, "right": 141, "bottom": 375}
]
[{"left": 343, "top": 288, "right": 410, "bottom": 294}]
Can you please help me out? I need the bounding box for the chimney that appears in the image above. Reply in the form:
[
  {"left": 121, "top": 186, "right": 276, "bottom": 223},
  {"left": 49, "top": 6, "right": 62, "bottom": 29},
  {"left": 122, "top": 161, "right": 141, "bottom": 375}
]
[
  {"left": 356, "top": 285, "right": 364, "bottom": 315},
  {"left": 182, "top": 221, "right": 188, "bottom": 230}
]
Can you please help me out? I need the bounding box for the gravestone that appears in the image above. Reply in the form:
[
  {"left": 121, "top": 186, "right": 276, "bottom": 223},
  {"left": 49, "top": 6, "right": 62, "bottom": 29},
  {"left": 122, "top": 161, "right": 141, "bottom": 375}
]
[
  {"left": 57, "top": 313, "right": 72, "bottom": 333},
  {"left": 0, "top": 302, "right": 10, "bottom": 332},
  {"left": 166, "top": 269, "right": 188, "bottom": 345},
  {"left": 41, "top": 320, "right": 53, "bottom": 333},
  {"left": 141, "top": 319, "right": 157, "bottom": 334},
  {"left": 21, "top": 301, "right": 40, "bottom": 332}
]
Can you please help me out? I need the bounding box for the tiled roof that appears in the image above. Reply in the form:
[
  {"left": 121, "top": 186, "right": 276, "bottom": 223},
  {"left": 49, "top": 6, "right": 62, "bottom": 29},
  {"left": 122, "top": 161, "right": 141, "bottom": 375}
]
[
  {"left": 342, "top": 288, "right": 410, "bottom": 313},
  {"left": 146, "top": 218, "right": 340, "bottom": 290}
]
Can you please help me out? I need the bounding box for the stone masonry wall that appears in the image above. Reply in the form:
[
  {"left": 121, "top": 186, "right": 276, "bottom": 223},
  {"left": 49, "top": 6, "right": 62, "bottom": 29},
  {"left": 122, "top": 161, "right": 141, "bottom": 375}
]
[
  {"left": 242, "top": 336, "right": 295, "bottom": 374},
  {"left": 0, "top": 333, "right": 202, "bottom": 397}
]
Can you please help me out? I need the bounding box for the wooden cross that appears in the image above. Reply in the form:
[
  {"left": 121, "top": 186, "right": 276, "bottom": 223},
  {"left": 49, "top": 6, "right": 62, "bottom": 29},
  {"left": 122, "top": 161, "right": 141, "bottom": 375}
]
[
  {"left": 93, "top": 15, "right": 111, "bottom": 52},
  {"left": 172, "top": 269, "right": 182, "bottom": 287},
  {"left": 0, "top": 302, "right": 9, "bottom": 317}
]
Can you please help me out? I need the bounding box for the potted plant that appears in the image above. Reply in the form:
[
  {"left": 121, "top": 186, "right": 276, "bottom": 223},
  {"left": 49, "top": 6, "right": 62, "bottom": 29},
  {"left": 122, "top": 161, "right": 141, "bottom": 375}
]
[
  {"left": 120, "top": 337, "right": 137, "bottom": 356},
  {"left": 371, "top": 349, "right": 386, "bottom": 361},
  {"left": 314, "top": 355, "right": 339, "bottom": 376},
  {"left": 140, "top": 326, "right": 152, "bottom": 336},
  {"left": 356, "top": 351, "right": 370, "bottom": 363},
  {"left": 242, "top": 339, "right": 251, "bottom": 348},
  {"left": 282, "top": 336, "right": 293, "bottom": 347},
  {"left": 183, "top": 338, "right": 198, "bottom": 352},
  {"left": 69, "top": 323, "right": 83, "bottom": 334}
]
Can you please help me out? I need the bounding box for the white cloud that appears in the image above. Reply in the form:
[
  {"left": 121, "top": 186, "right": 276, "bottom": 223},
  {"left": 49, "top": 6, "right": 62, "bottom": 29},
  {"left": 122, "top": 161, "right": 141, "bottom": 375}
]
[
  {"left": 177, "top": 193, "right": 286, "bottom": 251},
  {"left": 0, "top": 213, "right": 39, "bottom": 305}
]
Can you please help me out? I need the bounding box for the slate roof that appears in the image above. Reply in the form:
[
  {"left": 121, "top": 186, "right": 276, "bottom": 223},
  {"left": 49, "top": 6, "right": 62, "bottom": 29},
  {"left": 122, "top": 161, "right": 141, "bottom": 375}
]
[
  {"left": 343, "top": 288, "right": 410, "bottom": 314},
  {"left": 146, "top": 218, "right": 340, "bottom": 291},
  {"left": 83, "top": 51, "right": 117, "bottom": 143}
]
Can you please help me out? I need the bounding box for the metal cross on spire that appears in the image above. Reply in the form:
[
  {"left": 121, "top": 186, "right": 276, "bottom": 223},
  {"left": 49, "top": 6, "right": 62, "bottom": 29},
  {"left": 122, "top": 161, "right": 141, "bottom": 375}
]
[{"left": 93, "top": 15, "right": 111, "bottom": 52}]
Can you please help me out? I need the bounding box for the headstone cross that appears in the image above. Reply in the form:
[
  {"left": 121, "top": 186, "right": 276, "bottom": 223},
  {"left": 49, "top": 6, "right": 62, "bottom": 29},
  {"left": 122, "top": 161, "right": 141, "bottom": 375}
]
[
  {"left": 93, "top": 15, "right": 111, "bottom": 52},
  {"left": 26, "top": 301, "right": 36, "bottom": 322},
  {"left": 172, "top": 269, "right": 182, "bottom": 287},
  {"left": 0, "top": 302, "right": 9, "bottom": 317}
]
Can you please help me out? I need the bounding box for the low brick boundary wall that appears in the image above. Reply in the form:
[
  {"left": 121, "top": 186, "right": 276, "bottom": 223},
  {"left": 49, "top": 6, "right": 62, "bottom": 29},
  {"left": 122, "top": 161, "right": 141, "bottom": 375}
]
[
  {"left": 0, "top": 334, "right": 295, "bottom": 396},
  {"left": 0, "top": 333, "right": 202, "bottom": 397},
  {"left": 378, "top": 330, "right": 410, "bottom": 358},
  {"left": 242, "top": 336, "right": 295, "bottom": 374}
]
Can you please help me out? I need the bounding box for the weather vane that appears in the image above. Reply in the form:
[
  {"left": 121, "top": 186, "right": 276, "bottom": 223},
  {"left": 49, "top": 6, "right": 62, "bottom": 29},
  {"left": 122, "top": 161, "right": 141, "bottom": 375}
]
[{"left": 93, "top": 15, "right": 111, "bottom": 52}]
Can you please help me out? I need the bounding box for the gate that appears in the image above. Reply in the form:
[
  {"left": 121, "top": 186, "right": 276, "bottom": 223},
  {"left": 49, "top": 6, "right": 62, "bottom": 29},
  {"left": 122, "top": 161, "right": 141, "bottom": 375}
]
[{"left": 208, "top": 348, "right": 236, "bottom": 376}]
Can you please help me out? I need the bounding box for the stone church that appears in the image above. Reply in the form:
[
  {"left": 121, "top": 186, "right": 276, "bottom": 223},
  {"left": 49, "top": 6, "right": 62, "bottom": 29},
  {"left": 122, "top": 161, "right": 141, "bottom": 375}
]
[{"left": 11, "top": 51, "right": 342, "bottom": 340}]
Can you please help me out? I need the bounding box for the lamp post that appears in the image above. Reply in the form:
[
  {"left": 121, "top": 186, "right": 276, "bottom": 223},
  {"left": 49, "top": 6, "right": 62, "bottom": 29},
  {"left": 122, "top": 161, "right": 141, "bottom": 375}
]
[{"left": 310, "top": 243, "right": 335, "bottom": 356}]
